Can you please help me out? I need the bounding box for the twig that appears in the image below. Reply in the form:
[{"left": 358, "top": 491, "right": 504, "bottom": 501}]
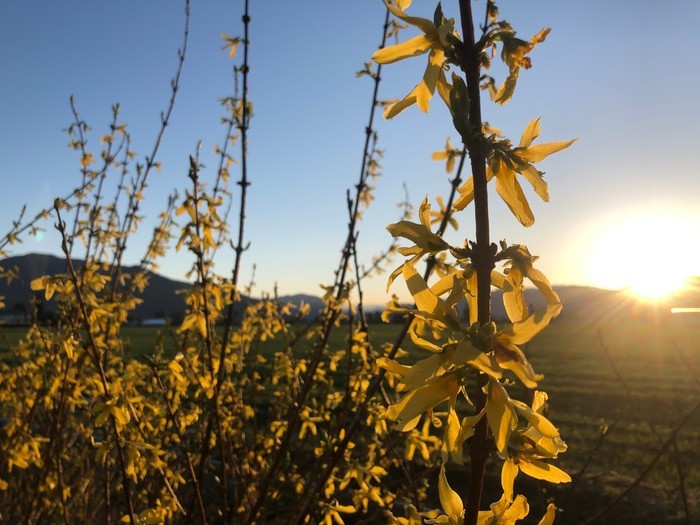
[
  {"left": 564, "top": 416, "right": 620, "bottom": 498},
  {"left": 111, "top": 0, "right": 190, "bottom": 279},
  {"left": 243, "top": 8, "right": 392, "bottom": 524},
  {"left": 598, "top": 332, "right": 666, "bottom": 443},
  {"left": 149, "top": 363, "right": 208, "bottom": 524},
  {"left": 580, "top": 399, "right": 700, "bottom": 524},
  {"left": 672, "top": 435, "right": 692, "bottom": 525},
  {"left": 287, "top": 89, "right": 472, "bottom": 525},
  {"left": 331, "top": 8, "right": 390, "bottom": 298},
  {"left": 54, "top": 205, "right": 137, "bottom": 524},
  {"left": 229, "top": 0, "right": 252, "bottom": 292}
]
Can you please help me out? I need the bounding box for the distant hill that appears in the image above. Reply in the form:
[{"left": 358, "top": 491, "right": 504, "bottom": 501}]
[
  {"left": 497, "top": 281, "right": 700, "bottom": 322},
  {"left": 275, "top": 294, "right": 325, "bottom": 317},
  {"left": 372, "top": 282, "right": 700, "bottom": 324},
  {"left": 2, "top": 253, "right": 697, "bottom": 325},
  {"left": 0, "top": 253, "right": 328, "bottom": 324},
  {"left": 0, "top": 253, "right": 192, "bottom": 322}
]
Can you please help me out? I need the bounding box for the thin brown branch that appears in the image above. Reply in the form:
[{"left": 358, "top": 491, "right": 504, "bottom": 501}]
[
  {"left": 54, "top": 205, "right": 136, "bottom": 524},
  {"left": 332, "top": 7, "right": 391, "bottom": 299},
  {"left": 564, "top": 416, "right": 620, "bottom": 499},
  {"left": 244, "top": 9, "right": 392, "bottom": 524},
  {"left": 580, "top": 399, "right": 700, "bottom": 524},
  {"left": 111, "top": 0, "right": 190, "bottom": 278},
  {"left": 149, "top": 363, "right": 208, "bottom": 524},
  {"left": 287, "top": 137, "right": 470, "bottom": 525}
]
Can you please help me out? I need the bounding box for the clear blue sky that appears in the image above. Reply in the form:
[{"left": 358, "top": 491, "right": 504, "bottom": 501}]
[{"left": 1, "top": 1, "right": 699, "bottom": 306}]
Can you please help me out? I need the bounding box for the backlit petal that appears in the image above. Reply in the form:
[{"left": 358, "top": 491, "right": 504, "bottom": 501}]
[
  {"left": 520, "top": 139, "right": 577, "bottom": 163},
  {"left": 387, "top": 373, "right": 458, "bottom": 431},
  {"left": 386, "top": 3, "right": 438, "bottom": 36},
  {"left": 519, "top": 118, "right": 541, "bottom": 149},
  {"left": 519, "top": 459, "right": 571, "bottom": 484},
  {"left": 403, "top": 263, "right": 450, "bottom": 322},
  {"left": 383, "top": 90, "right": 418, "bottom": 119},
  {"left": 439, "top": 465, "right": 464, "bottom": 521},
  {"left": 486, "top": 379, "right": 517, "bottom": 456},
  {"left": 495, "top": 167, "right": 535, "bottom": 227},
  {"left": 415, "top": 49, "right": 444, "bottom": 112},
  {"left": 502, "top": 303, "right": 562, "bottom": 345},
  {"left": 373, "top": 34, "right": 432, "bottom": 64},
  {"left": 518, "top": 163, "right": 549, "bottom": 202},
  {"left": 537, "top": 504, "right": 557, "bottom": 525}
]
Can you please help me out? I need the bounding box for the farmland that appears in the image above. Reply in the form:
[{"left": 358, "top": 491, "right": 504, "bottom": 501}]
[{"left": 1, "top": 313, "right": 698, "bottom": 524}]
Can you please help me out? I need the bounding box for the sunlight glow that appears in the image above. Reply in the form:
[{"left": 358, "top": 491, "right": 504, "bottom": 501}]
[
  {"left": 588, "top": 210, "right": 700, "bottom": 301},
  {"left": 626, "top": 274, "right": 686, "bottom": 300}
]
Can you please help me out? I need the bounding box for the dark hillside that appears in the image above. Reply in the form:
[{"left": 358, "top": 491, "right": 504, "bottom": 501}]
[{"left": 0, "top": 253, "right": 191, "bottom": 322}]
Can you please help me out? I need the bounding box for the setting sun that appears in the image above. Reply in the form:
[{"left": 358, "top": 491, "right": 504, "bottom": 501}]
[
  {"left": 588, "top": 210, "right": 699, "bottom": 301},
  {"left": 626, "top": 272, "right": 686, "bottom": 300}
]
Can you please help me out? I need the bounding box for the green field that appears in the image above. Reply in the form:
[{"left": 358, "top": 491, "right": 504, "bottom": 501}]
[
  {"left": 1, "top": 316, "right": 698, "bottom": 523},
  {"left": 517, "top": 316, "right": 700, "bottom": 524}
]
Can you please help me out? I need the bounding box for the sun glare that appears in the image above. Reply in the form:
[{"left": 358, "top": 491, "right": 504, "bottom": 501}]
[
  {"left": 588, "top": 210, "right": 699, "bottom": 301},
  {"left": 626, "top": 273, "right": 686, "bottom": 300}
]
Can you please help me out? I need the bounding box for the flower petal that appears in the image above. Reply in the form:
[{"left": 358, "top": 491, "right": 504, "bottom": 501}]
[
  {"left": 519, "top": 458, "right": 571, "bottom": 484},
  {"left": 501, "top": 459, "right": 519, "bottom": 506},
  {"left": 376, "top": 357, "right": 411, "bottom": 377},
  {"left": 436, "top": 70, "right": 452, "bottom": 110},
  {"left": 520, "top": 139, "right": 577, "bottom": 163},
  {"left": 386, "top": 220, "right": 448, "bottom": 252},
  {"left": 373, "top": 34, "right": 432, "bottom": 64},
  {"left": 453, "top": 340, "right": 502, "bottom": 379},
  {"left": 500, "top": 494, "right": 530, "bottom": 522},
  {"left": 439, "top": 465, "right": 464, "bottom": 521},
  {"left": 493, "top": 341, "right": 541, "bottom": 388},
  {"left": 502, "top": 274, "right": 527, "bottom": 323},
  {"left": 442, "top": 409, "right": 463, "bottom": 463},
  {"left": 397, "top": 354, "right": 444, "bottom": 392},
  {"left": 519, "top": 118, "right": 541, "bottom": 149},
  {"left": 453, "top": 176, "right": 474, "bottom": 211},
  {"left": 486, "top": 379, "right": 517, "bottom": 456},
  {"left": 415, "top": 49, "right": 444, "bottom": 112},
  {"left": 408, "top": 327, "right": 443, "bottom": 352},
  {"left": 387, "top": 373, "right": 458, "bottom": 431},
  {"left": 518, "top": 163, "right": 549, "bottom": 202},
  {"left": 384, "top": 89, "right": 419, "bottom": 118},
  {"left": 403, "top": 263, "right": 450, "bottom": 323},
  {"left": 419, "top": 196, "right": 432, "bottom": 228},
  {"left": 386, "top": 3, "right": 438, "bottom": 35},
  {"left": 525, "top": 266, "right": 560, "bottom": 305},
  {"left": 512, "top": 399, "right": 560, "bottom": 438},
  {"left": 454, "top": 165, "right": 496, "bottom": 211},
  {"left": 537, "top": 504, "right": 558, "bottom": 525},
  {"left": 501, "top": 303, "right": 562, "bottom": 345},
  {"left": 495, "top": 167, "right": 535, "bottom": 227}
]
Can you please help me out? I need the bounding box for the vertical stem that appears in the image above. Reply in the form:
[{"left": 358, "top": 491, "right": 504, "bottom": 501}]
[
  {"left": 457, "top": 1, "right": 493, "bottom": 523},
  {"left": 150, "top": 365, "right": 208, "bottom": 524},
  {"left": 217, "top": 0, "right": 251, "bottom": 380},
  {"left": 218, "top": 0, "right": 251, "bottom": 400},
  {"left": 55, "top": 207, "right": 136, "bottom": 524},
  {"left": 332, "top": 7, "right": 391, "bottom": 298},
  {"left": 249, "top": 11, "right": 391, "bottom": 524},
  {"left": 111, "top": 0, "right": 190, "bottom": 285},
  {"left": 231, "top": 0, "right": 251, "bottom": 291}
]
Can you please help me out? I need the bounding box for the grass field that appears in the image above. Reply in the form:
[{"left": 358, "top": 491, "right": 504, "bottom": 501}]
[
  {"left": 517, "top": 315, "right": 700, "bottom": 524},
  {"left": 1, "top": 314, "right": 698, "bottom": 523}
]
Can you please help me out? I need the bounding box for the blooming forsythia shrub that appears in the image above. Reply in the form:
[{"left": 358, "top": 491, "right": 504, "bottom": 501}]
[{"left": 0, "top": 1, "right": 573, "bottom": 524}]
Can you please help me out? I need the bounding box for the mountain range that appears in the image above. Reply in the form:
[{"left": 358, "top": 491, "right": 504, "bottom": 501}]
[
  {"left": 0, "top": 253, "right": 324, "bottom": 323},
  {"left": 1, "top": 253, "right": 698, "bottom": 324}
]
